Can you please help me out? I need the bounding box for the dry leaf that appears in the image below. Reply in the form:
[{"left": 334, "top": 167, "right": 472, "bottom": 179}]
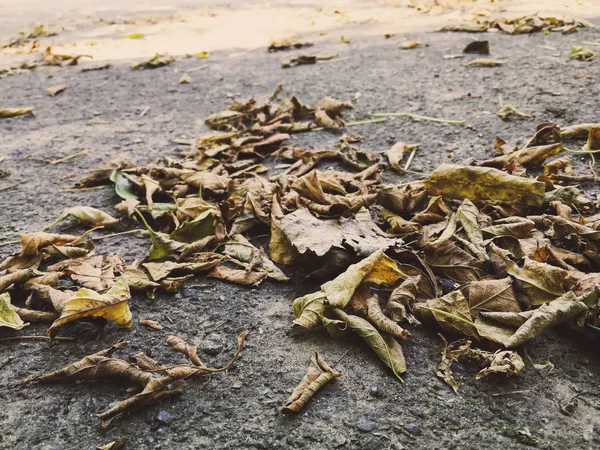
[
  {"left": 47, "top": 84, "right": 67, "bottom": 96},
  {"left": 97, "top": 438, "right": 128, "bottom": 450},
  {"left": 464, "top": 59, "right": 505, "bottom": 67},
  {"left": 140, "top": 319, "right": 163, "bottom": 330},
  {"left": 281, "top": 352, "right": 341, "bottom": 413},
  {"left": 47, "top": 276, "right": 132, "bottom": 338},
  {"left": 0, "top": 107, "right": 35, "bottom": 118},
  {"left": 425, "top": 164, "right": 546, "bottom": 206},
  {"left": 0, "top": 293, "right": 28, "bottom": 330},
  {"left": 46, "top": 206, "right": 120, "bottom": 229},
  {"left": 179, "top": 73, "right": 191, "bottom": 84}
]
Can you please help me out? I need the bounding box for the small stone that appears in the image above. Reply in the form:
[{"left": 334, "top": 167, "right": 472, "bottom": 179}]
[
  {"left": 404, "top": 423, "right": 421, "bottom": 435},
  {"left": 232, "top": 382, "right": 243, "bottom": 389},
  {"left": 155, "top": 409, "right": 173, "bottom": 425},
  {"left": 182, "top": 288, "right": 198, "bottom": 297},
  {"left": 392, "top": 444, "right": 405, "bottom": 450},
  {"left": 369, "top": 385, "right": 381, "bottom": 398},
  {"left": 286, "top": 435, "right": 295, "bottom": 445},
  {"left": 358, "top": 423, "right": 378, "bottom": 432},
  {"left": 333, "top": 434, "right": 347, "bottom": 447},
  {"left": 202, "top": 335, "right": 224, "bottom": 355}
]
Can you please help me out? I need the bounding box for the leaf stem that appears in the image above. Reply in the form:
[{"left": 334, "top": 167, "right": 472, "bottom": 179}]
[{"left": 371, "top": 112, "right": 465, "bottom": 125}]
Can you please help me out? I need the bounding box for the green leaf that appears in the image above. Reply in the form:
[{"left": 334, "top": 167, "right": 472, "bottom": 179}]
[
  {"left": 134, "top": 209, "right": 185, "bottom": 260},
  {"left": 110, "top": 170, "right": 139, "bottom": 200}
]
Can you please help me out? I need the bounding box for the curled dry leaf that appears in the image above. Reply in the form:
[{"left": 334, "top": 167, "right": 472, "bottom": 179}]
[
  {"left": 47, "top": 276, "right": 132, "bottom": 338},
  {"left": 463, "top": 40, "right": 490, "bottom": 55},
  {"left": 140, "top": 319, "right": 163, "bottom": 330},
  {"left": 0, "top": 293, "right": 28, "bottom": 330},
  {"left": 385, "top": 142, "right": 419, "bottom": 173},
  {"left": 332, "top": 308, "right": 406, "bottom": 379},
  {"left": 47, "top": 84, "right": 68, "bottom": 97},
  {"left": 131, "top": 54, "right": 175, "bottom": 70},
  {"left": 46, "top": 206, "right": 120, "bottom": 230},
  {"left": 167, "top": 335, "right": 205, "bottom": 366},
  {"left": 281, "top": 351, "right": 341, "bottom": 414},
  {"left": 97, "top": 438, "right": 128, "bottom": 450},
  {"left": 0, "top": 107, "right": 35, "bottom": 118}
]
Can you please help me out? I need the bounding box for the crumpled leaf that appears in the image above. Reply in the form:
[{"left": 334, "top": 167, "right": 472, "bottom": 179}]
[
  {"left": 131, "top": 53, "right": 175, "bottom": 70},
  {"left": 479, "top": 291, "right": 591, "bottom": 347},
  {"left": 364, "top": 293, "right": 411, "bottom": 340},
  {"left": 569, "top": 46, "right": 596, "bottom": 61},
  {"left": 134, "top": 210, "right": 185, "bottom": 260},
  {"left": 97, "top": 438, "right": 128, "bottom": 450},
  {"left": 385, "top": 142, "right": 419, "bottom": 173},
  {"left": 425, "top": 164, "right": 546, "bottom": 206},
  {"left": 49, "top": 255, "right": 125, "bottom": 290},
  {"left": 497, "top": 104, "right": 535, "bottom": 120},
  {"left": 142, "top": 255, "right": 223, "bottom": 281},
  {"left": 269, "top": 194, "right": 299, "bottom": 265},
  {"left": 332, "top": 308, "right": 406, "bottom": 379},
  {"left": 437, "top": 337, "right": 524, "bottom": 393},
  {"left": 47, "top": 276, "right": 132, "bottom": 338},
  {"left": 0, "top": 293, "right": 28, "bottom": 330},
  {"left": 399, "top": 40, "right": 423, "bottom": 49},
  {"left": 46, "top": 206, "right": 120, "bottom": 230},
  {"left": 321, "top": 249, "right": 405, "bottom": 309},
  {"left": 413, "top": 290, "right": 478, "bottom": 337},
  {"left": 292, "top": 291, "right": 328, "bottom": 329},
  {"left": 207, "top": 265, "right": 267, "bottom": 286},
  {"left": 167, "top": 335, "right": 205, "bottom": 366},
  {"left": 222, "top": 235, "right": 288, "bottom": 281},
  {"left": 0, "top": 107, "right": 35, "bottom": 118},
  {"left": 280, "top": 351, "right": 341, "bottom": 414},
  {"left": 110, "top": 170, "right": 139, "bottom": 200}
]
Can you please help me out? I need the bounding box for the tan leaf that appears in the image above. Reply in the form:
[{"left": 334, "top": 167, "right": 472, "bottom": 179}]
[
  {"left": 280, "top": 352, "right": 341, "bottom": 414},
  {"left": 47, "top": 84, "right": 68, "bottom": 96},
  {"left": 46, "top": 206, "right": 120, "bottom": 229},
  {"left": 140, "top": 319, "right": 163, "bottom": 330},
  {"left": 0, "top": 293, "right": 28, "bottom": 330}
]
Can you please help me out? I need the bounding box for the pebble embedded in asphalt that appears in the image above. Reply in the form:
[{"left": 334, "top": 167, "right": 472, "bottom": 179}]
[
  {"left": 358, "top": 423, "right": 379, "bottom": 432},
  {"left": 155, "top": 409, "right": 173, "bottom": 425},
  {"left": 404, "top": 423, "right": 422, "bottom": 435}
]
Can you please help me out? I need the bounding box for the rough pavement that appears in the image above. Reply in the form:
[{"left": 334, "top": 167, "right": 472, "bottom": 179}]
[{"left": 1, "top": 2, "right": 600, "bottom": 449}]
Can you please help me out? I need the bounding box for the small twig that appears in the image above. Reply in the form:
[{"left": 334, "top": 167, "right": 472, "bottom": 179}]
[
  {"left": 371, "top": 112, "right": 465, "bottom": 125},
  {"left": 92, "top": 229, "right": 142, "bottom": 240},
  {"left": 582, "top": 41, "right": 600, "bottom": 47},
  {"left": 60, "top": 186, "right": 106, "bottom": 193},
  {"left": 404, "top": 147, "right": 418, "bottom": 172},
  {"left": 50, "top": 150, "right": 88, "bottom": 165},
  {"left": 0, "top": 183, "right": 18, "bottom": 192},
  {"left": 187, "top": 65, "right": 208, "bottom": 73},
  {"left": 0, "top": 336, "right": 75, "bottom": 342},
  {"left": 0, "top": 239, "right": 19, "bottom": 247},
  {"left": 312, "top": 118, "right": 388, "bottom": 132},
  {"left": 333, "top": 346, "right": 354, "bottom": 368},
  {"left": 140, "top": 106, "right": 150, "bottom": 117},
  {"left": 318, "top": 56, "right": 350, "bottom": 64}
]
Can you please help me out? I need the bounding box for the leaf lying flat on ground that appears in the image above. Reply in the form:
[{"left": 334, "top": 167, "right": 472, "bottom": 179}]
[
  {"left": 425, "top": 164, "right": 546, "bottom": 206},
  {"left": 422, "top": 240, "right": 484, "bottom": 283},
  {"left": 399, "top": 40, "right": 423, "bottom": 49},
  {"left": 464, "top": 59, "right": 505, "bottom": 67},
  {"left": 0, "top": 107, "right": 34, "bottom": 118},
  {"left": 47, "top": 276, "right": 132, "bottom": 338},
  {"left": 497, "top": 104, "right": 535, "bottom": 120},
  {"left": 280, "top": 351, "right": 341, "bottom": 414},
  {"left": 468, "top": 277, "right": 520, "bottom": 316},
  {"left": 0, "top": 293, "right": 27, "bottom": 330}
]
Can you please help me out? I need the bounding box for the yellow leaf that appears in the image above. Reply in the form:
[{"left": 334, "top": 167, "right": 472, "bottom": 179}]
[
  {"left": 124, "top": 33, "right": 145, "bottom": 39},
  {"left": 0, "top": 293, "right": 28, "bottom": 330},
  {"left": 47, "top": 276, "right": 132, "bottom": 338}
]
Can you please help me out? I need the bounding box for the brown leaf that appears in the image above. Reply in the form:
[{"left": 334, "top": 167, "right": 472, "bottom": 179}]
[
  {"left": 280, "top": 352, "right": 341, "bottom": 414},
  {"left": 422, "top": 240, "right": 484, "bottom": 283},
  {"left": 365, "top": 293, "right": 411, "bottom": 340},
  {"left": 207, "top": 265, "right": 267, "bottom": 286},
  {"left": 413, "top": 290, "right": 479, "bottom": 338},
  {"left": 167, "top": 335, "right": 205, "bottom": 367},
  {"left": 140, "top": 319, "right": 163, "bottom": 330},
  {"left": 97, "top": 438, "right": 128, "bottom": 450},
  {"left": 468, "top": 277, "right": 520, "bottom": 317},
  {"left": 385, "top": 142, "right": 419, "bottom": 172}
]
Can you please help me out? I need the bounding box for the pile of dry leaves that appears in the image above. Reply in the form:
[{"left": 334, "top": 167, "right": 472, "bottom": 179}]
[{"left": 2, "top": 86, "right": 600, "bottom": 419}]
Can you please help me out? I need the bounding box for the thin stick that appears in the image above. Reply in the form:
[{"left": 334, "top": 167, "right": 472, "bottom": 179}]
[
  {"left": 92, "top": 229, "right": 142, "bottom": 240},
  {"left": 0, "top": 336, "right": 75, "bottom": 342},
  {"left": 319, "top": 56, "right": 350, "bottom": 64},
  {"left": 50, "top": 150, "right": 88, "bottom": 165},
  {"left": 187, "top": 65, "right": 208, "bottom": 73},
  {"left": 582, "top": 41, "right": 600, "bottom": 47},
  {"left": 140, "top": 106, "right": 150, "bottom": 117},
  {"left": 0, "top": 183, "right": 18, "bottom": 192},
  {"left": 333, "top": 346, "right": 354, "bottom": 367},
  {"left": 0, "top": 239, "right": 19, "bottom": 247},
  {"left": 60, "top": 186, "right": 106, "bottom": 193},
  {"left": 404, "top": 147, "right": 418, "bottom": 171},
  {"left": 371, "top": 112, "right": 465, "bottom": 125}
]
